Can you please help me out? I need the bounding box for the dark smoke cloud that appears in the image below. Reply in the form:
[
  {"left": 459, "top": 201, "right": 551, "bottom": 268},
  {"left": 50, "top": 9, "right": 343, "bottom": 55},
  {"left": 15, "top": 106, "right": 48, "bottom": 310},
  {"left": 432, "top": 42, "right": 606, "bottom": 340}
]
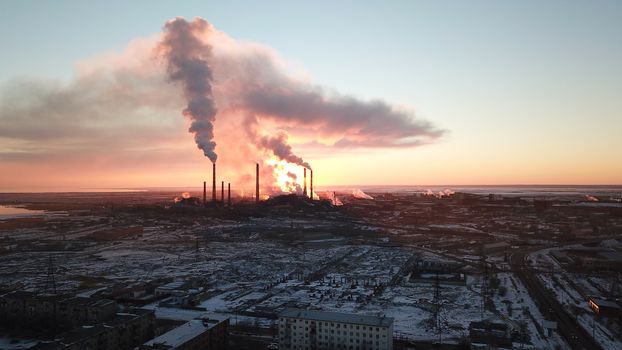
[
  {"left": 0, "top": 16, "right": 445, "bottom": 192},
  {"left": 239, "top": 81, "right": 443, "bottom": 149},
  {"left": 158, "top": 17, "right": 218, "bottom": 163},
  {"left": 209, "top": 32, "right": 444, "bottom": 156},
  {"left": 242, "top": 114, "right": 312, "bottom": 169},
  {"left": 260, "top": 132, "right": 311, "bottom": 169}
]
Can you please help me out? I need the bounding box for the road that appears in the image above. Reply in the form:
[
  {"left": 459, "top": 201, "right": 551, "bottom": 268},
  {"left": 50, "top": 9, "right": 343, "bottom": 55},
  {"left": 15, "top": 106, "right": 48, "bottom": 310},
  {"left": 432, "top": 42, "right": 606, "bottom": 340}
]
[{"left": 510, "top": 251, "right": 603, "bottom": 350}]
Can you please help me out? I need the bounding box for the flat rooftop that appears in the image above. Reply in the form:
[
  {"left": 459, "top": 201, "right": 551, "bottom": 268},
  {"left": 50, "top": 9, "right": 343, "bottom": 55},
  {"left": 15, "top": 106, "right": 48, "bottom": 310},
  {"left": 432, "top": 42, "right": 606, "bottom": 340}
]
[
  {"left": 280, "top": 308, "right": 393, "bottom": 328},
  {"left": 598, "top": 251, "right": 622, "bottom": 262},
  {"left": 590, "top": 298, "right": 621, "bottom": 309},
  {"left": 143, "top": 318, "right": 226, "bottom": 348}
]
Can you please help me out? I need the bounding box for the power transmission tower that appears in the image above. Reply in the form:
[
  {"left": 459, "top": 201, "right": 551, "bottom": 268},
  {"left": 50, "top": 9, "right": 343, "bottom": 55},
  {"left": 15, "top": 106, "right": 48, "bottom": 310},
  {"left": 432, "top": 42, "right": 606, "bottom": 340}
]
[
  {"left": 481, "top": 261, "right": 489, "bottom": 319},
  {"left": 432, "top": 272, "right": 446, "bottom": 344},
  {"left": 194, "top": 230, "right": 200, "bottom": 261},
  {"left": 44, "top": 255, "right": 57, "bottom": 294}
]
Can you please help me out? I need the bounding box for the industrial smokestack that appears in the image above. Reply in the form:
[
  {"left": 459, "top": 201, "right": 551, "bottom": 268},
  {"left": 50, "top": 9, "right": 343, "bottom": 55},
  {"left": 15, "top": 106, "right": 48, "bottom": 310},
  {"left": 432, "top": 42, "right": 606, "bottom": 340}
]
[
  {"left": 203, "top": 181, "right": 206, "bottom": 206},
  {"left": 310, "top": 170, "right": 313, "bottom": 200},
  {"left": 221, "top": 181, "right": 224, "bottom": 202},
  {"left": 303, "top": 168, "right": 307, "bottom": 197},
  {"left": 255, "top": 163, "right": 259, "bottom": 202},
  {"left": 212, "top": 163, "right": 216, "bottom": 201},
  {"left": 228, "top": 183, "right": 231, "bottom": 206}
]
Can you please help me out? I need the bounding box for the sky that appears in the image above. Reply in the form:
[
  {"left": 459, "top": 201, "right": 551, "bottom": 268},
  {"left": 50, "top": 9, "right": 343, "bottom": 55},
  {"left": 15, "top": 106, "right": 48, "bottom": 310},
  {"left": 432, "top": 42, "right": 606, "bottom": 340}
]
[{"left": 0, "top": 0, "right": 621, "bottom": 191}]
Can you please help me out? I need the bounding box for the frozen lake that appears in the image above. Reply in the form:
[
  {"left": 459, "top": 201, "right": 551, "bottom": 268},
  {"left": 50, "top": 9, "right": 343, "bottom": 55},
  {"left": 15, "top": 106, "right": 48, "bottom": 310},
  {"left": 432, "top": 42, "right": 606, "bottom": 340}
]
[{"left": 0, "top": 205, "right": 46, "bottom": 219}]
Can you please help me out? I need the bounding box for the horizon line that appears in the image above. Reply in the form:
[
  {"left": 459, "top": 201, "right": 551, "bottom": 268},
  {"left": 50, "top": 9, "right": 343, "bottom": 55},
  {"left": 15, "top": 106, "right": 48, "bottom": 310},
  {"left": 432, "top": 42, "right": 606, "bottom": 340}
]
[{"left": 1, "top": 183, "right": 622, "bottom": 194}]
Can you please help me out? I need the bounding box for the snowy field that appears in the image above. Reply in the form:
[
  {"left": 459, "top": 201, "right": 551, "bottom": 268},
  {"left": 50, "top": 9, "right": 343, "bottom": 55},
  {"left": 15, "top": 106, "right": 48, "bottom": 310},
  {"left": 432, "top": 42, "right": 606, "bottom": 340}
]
[
  {"left": 530, "top": 247, "right": 622, "bottom": 349},
  {"left": 0, "top": 215, "right": 579, "bottom": 347}
]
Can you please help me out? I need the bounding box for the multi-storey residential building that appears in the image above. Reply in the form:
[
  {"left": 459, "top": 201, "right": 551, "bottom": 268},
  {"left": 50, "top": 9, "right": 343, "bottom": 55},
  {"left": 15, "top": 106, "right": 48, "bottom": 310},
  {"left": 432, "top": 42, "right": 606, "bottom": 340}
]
[
  {"left": 0, "top": 291, "right": 117, "bottom": 330},
  {"left": 279, "top": 309, "right": 393, "bottom": 350},
  {"left": 32, "top": 309, "right": 155, "bottom": 350}
]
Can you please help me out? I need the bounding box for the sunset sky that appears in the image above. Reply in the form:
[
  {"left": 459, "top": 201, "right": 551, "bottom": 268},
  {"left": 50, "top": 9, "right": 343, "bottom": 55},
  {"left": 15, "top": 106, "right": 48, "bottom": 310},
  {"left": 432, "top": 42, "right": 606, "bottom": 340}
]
[{"left": 1, "top": 1, "right": 621, "bottom": 192}]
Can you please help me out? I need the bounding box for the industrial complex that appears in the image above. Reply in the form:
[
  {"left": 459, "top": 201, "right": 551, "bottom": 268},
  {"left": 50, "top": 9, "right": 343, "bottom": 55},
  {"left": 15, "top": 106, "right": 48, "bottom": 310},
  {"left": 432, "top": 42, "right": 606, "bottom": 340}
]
[{"left": 0, "top": 185, "right": 621, "bottom": 349}]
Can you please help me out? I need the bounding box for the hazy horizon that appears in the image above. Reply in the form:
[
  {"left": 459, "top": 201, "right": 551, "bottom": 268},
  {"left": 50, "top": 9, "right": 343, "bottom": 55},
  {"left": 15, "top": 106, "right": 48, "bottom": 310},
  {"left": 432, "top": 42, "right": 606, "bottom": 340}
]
[{"left": 2, "top": 184, "right": 621, "bottom": 195}]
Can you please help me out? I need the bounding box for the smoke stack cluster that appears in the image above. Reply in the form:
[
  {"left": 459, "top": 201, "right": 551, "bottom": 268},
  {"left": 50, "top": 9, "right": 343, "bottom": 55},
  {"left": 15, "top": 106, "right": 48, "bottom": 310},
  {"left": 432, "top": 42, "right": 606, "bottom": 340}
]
[
  {"left": 256, "top": 163, "right": 260, "bottom": 202},
  {"left": 205, "top": 164, "right": 234, "bottom": 205},
  {"left": 0, "top": 17, "right": 444, "bottom": 198},
  {"left": 155, "top": 17, "right": 440, "bottom": 199},
  {"left": 212, "top": 163, "right": 216, "bottom": 201},
  {"left": 303, "top": 168, "right": 307, "bottom": 197},
  {"left": 310, "top": 170, "right": 313, "bottom": 200}
]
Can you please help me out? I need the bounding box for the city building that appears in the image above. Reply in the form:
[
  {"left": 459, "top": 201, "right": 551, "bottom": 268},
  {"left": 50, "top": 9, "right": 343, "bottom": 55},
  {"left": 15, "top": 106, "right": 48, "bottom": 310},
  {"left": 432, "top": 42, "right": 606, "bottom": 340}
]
[
  {"left": 32, "top": 309, "right": 155, "bottom": 350},
  {"left": 141, "top": 317, "right": 228, "bottom": 350},
  {"left": 482, "top": 241, "right": 511, "bottom": 254},
  {"left": 588, "top": 297, "right": 622, "bottom": 318},
  {"left": 279, "top": 309, "right": 393, "bottom": 350},
  {"left": 155, "top": 281, "right": 187, "bottom": 297},
  {"left": 469, "top": 320, "right": 513, "bottom": 350},
  {"left": 0, "top": 291, "right": 117, "bottom": 330}
]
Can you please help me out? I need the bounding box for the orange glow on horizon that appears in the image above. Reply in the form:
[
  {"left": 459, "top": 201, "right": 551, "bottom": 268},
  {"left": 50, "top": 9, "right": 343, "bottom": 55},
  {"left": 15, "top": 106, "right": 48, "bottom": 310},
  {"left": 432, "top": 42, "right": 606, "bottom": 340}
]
[
  {"left": 1, "top": 142, "right": 621, "bottom": 192},
  {"left": 267, "top": 157, "right": 306, "bottom": 193}
]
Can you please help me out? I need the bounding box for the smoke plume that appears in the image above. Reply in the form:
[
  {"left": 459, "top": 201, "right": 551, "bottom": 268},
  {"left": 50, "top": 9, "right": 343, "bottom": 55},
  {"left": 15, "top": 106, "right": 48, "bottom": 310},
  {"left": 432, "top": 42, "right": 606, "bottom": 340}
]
[
  {"left": 423, "top": 188, "right": 455, "bottom": 198},
  {"left": 243, "top": 114, "right": 312, "bottom": 169},
  {"left": 352, "top": 189, "right": 374, "bottom": 200},
  {"left": 585, "top": 194, "right": 599, "bottom": 202},
  {"left": 0, "top": 16, "right": 445, "bottom": 193},
  {"left": 158, "top": 17, "right": 218, "bottom": 163}
]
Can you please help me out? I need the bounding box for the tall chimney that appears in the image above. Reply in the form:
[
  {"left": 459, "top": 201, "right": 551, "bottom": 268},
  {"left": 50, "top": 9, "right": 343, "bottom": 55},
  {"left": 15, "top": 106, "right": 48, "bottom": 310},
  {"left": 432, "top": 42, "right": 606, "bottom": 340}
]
[
  {"left": 303, "top": 168, "right": 307, "bottom": 197},
  {"left": 255, "top": 163, "right": 259, "bottom": 202},
  {"left": 221, "top": 181, "right": 224, "bottom": 202},
  {"left": 227, "top": 183, "right": 231, "bottom": 206},
  {"left": 212, "top": 163, "right": 216, "bottom": 201},
  {"left": 310, "top": 170, "right": 313, "bottom": 200},
  {"left": 203, "top": 181, "right": 206, "bottom": 206}
]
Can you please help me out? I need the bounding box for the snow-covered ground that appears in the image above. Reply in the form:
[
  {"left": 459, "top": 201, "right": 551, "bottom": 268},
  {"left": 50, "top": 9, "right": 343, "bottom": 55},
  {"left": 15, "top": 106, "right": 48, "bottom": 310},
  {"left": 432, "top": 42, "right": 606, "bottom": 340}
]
[
  {"left": 530, "top": 247, "right": 622, "bottom": 349},
  {"left": 0, "top": 214, "right": 584, "bottom": 347},
  {"left": 0, "top": 337, "right": 40, "bottom": 350},
  {"left": 489, "top": 272, "right": 567, "bottom": 349}
]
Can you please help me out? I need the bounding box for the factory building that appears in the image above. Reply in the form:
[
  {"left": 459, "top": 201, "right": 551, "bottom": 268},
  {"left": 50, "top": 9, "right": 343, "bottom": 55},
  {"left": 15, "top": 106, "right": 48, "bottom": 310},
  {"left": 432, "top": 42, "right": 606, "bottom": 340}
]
[
  {"left": 588, "top": 297, "right": 622, "bottom": 318},
  {"left": 278, "top": 309, "right": 393, "bottom": 350}
]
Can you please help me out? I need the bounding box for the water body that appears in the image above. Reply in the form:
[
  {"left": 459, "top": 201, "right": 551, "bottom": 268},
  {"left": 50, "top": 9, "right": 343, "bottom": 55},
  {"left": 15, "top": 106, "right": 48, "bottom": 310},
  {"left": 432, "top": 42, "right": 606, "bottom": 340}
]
[
  {"left": 0, "top": 205, "right": 46, "bottom": 219},
  {"left": 0, "top": 188, "right": 147, "bottom": 193}
]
